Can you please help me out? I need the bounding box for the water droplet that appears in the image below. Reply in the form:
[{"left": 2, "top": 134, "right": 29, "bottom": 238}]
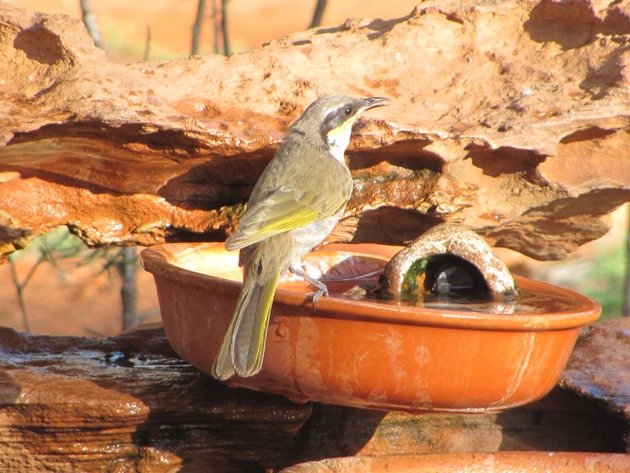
[{"left": 105, "top": 351, "right": 126, "bottom": 364}]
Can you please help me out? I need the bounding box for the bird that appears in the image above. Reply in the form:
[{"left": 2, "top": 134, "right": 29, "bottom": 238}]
[{"left": 211, "top": 95, "right": 388, "bottom": 380}]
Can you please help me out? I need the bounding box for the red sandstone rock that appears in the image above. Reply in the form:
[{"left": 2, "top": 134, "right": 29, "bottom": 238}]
[
  {"left": 560, "top": 317, "right": 630, "bottom": 418},
  {"left": 0, "top": 1, "right": 628, "bottom": 259}
]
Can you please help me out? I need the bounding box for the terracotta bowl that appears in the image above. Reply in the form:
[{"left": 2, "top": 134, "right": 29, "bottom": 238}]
[
  {"left": 140, "top": 243, "right": 601, "bottom": 413},
  {"left": 279, "top": 452, "right": 630, "bottom": 473}
]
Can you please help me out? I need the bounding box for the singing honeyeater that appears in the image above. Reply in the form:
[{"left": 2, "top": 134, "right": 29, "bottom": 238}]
[{"left": 211, "top": 95, "right": 388, "bottom": 380}]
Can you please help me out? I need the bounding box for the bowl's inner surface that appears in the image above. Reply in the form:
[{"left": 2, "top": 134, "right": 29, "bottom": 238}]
[
  {"left": 168, "top": 246, "right": 591, "bottom": 316},
  {"left": 172, "top": 248, "right": 383, "bottom": 284}
]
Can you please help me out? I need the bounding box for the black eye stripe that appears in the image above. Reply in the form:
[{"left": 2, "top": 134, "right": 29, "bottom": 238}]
[
  {"left": 326, "top": 106, "right": 353, "bottom": 122},
  {"left": 320, "top": 104, "right": 357, "bottom": 138}
]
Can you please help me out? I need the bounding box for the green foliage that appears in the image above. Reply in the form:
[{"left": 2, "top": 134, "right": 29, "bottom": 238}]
[
  {"left": 9, "top": 226, "right": 84, "bottom": 261},
  {"left": 579, "top": 244, "right": 626, "bottom": 319}
]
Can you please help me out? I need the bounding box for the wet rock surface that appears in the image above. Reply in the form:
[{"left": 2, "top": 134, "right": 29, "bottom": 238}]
[
  {"left": 560, "top": 317, "right": 630, "bottom": 419},
  {"left": 0, "top": 0, "right": 629, "bottom": 260},
  {"left": 0, "top": 318, "right": 627, "bottom": 472}
]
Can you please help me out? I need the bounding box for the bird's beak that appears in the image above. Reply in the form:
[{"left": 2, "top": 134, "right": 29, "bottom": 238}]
[{"left": 362, "top": 97, "right": 389, "bottom": 110}]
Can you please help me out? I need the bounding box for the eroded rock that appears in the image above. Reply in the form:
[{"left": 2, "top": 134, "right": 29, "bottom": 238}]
[
  {"left": 0, "top": 0, "right": 628, "bottom": 259},
  {"left": 560, "top": 317, "right": 630, "bottom": 419}
]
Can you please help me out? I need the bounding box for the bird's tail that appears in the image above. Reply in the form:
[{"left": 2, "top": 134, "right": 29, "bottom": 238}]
[{"left": 211, "top": 263, "right": 280, "bottom": 380}]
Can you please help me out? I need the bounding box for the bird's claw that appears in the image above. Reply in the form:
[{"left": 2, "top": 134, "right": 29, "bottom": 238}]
[
  {"left": 311, "top": 285, "right": 329, "bottom": 310},
  {"left": 288, "top": 266, "right": 330, "bottom": 311}
]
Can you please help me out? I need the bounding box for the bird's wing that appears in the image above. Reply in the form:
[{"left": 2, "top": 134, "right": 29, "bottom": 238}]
[{"left": 225, "top": 186, "right": 344, "bottom": 251}]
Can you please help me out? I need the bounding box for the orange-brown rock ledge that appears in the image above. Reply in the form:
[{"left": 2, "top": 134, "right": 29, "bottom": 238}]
[
  {"left": 0, "top": 319, "right": 628, "bottom": 472},
  {"left": 0, "top": 0, "right": 629, "bottom": 260}
]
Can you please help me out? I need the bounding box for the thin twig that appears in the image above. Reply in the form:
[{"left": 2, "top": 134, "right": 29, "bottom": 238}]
[
  {"left": 79, "top": 0, "right": 105, "bottom": 49},
  {"left": 7, "top": 259, "right": 30, "bottom": 332},
  {"left": 191, "top": 0, "right": 208, "bottom": 56},
  {"left": 309, "top": 0, "right": 328, "bottom": 28},
  {"left": 221, "top": 0, "right": 230, "bottom": 55},
  {"left": 116, "top": 247, "right": 139, "bottom": 331},
  {"left": 6, "top": 227, "right": 84, "bottom": 333},
  {"left": 7, "top": 254, "right": 47, "bottom": 333},
  {"left": 624, "top": 209, "right": 630, "bottom": 316},
  {"left": 21, "top": 254, "right": 47, "bottom": 289},
  {"left": 143, "top": 25, "right": 151, "bottom": 60},
  {"left": 84, "top": 328, "right": 107, "bottom": 337},
  {"left": 39, "top": 243, "right": 65, "bottom": 280},
  {"left": 212, "top": 0, "right": 220, "bottom": 54}
]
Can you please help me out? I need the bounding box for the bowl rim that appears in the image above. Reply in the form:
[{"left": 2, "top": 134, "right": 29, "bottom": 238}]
[{"left": 141, "top": 242, "right": 601, "bottom": 332}]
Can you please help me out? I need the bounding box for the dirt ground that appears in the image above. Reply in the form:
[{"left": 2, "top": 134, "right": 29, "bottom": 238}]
[
  {"left": 11, "top": 0, "right": 420, "bottom": 61},
  {"left": 0, "top": 252, "right": 160, "bottom": 336}
]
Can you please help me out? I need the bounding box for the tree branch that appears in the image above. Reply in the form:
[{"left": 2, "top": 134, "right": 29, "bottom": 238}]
[
  {"left": 191, "top": 0, "right": 208, "bottom": 56},
  {"left": 309, "top": 0, "right": 328, "bottom": 28},
  {"left": 79, "top": 0, "right": 104, "bottom": 49},
  {"left": 221, "top": 0, "right": 230, "bottom": 55}
]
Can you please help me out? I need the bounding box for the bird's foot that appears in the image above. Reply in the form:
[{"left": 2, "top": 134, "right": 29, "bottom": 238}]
[
  {"left": 310, "top": 281, "right": 329, "bottom": 309},
  {"left": 290, "top": 267, "right": 329, "bottom": 310}
]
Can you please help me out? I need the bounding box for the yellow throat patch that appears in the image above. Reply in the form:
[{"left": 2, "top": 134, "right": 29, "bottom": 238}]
[{"left": 326, "top": 118, "right": 357, "bottom": 162}]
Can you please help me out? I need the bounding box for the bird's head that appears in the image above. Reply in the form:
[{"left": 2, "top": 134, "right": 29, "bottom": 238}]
[{"left": 291, "top": 95, "right": 388, "bottom": 161}]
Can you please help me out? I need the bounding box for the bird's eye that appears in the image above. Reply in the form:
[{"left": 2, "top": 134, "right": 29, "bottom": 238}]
[{"left": 344, "top": 106, "right": 353, "bottom": 116}]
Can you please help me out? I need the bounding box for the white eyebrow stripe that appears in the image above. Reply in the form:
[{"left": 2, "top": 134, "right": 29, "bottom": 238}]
[{"left": 323, "top": 105, "right": 340, "bottom": 116}]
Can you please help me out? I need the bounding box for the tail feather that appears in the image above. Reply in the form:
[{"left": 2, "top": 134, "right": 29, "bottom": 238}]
[
  {"left": 211, "top": 266, "right": 280, "bottom": 380},
  {"left": 232, "top": 272, "right": 279, "bottom": 376}
]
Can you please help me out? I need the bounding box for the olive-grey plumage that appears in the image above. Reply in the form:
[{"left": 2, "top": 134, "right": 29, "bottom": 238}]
[{"left": 211, "top": 95, "right": 388, "bottom": 380}]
